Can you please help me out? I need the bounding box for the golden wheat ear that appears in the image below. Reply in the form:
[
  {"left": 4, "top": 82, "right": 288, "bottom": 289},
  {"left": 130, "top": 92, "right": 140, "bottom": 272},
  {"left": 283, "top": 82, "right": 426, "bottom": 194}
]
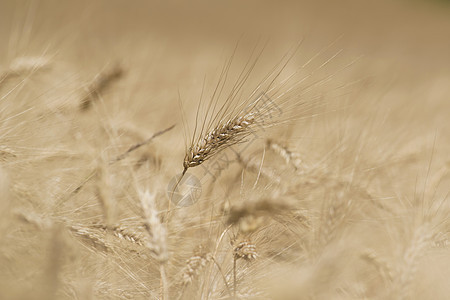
[
  {"left": 183, "top": 111, "right": 257, "bottom": 171},
  {"left": 179, "top": 42, "right": 306, "bottom": 175},
  {"left": 80, "top": 63, "right": 124, "bottom": 110}
]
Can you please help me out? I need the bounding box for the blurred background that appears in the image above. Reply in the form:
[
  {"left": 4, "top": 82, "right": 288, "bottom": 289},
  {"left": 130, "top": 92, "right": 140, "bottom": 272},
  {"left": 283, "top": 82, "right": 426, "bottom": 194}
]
[{"left": 2, "top": 0, "right": 449, "bottom": 129}]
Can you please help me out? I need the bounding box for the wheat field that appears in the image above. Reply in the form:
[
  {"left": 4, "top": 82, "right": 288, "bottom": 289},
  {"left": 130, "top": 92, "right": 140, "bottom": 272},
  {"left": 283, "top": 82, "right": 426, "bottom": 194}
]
[{"left": 1, "top": 1, "right": 450, "bottom": 299}]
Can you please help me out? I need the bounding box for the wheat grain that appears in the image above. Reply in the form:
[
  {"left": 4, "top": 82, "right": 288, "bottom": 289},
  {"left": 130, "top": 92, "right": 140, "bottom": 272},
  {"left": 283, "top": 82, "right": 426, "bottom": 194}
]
[{"left": 233, "top": 240, "right": 258, "bottom": 261}]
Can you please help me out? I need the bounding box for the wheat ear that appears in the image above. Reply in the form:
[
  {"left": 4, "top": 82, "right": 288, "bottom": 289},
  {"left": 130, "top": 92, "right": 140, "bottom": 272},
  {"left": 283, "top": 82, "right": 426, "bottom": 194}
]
[
  {"left": 169, "top": 110, "right": 260, "bottom": 211},
  {"left": 183, "top": 111, "right": 257, "bottom": 172},
  {"left": 80, "top": 63, "right": 123, "bottom": 110}
]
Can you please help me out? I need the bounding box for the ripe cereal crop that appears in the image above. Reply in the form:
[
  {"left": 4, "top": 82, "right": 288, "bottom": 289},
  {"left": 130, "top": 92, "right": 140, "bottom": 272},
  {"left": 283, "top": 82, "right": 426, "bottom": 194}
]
[{"left": 0, "top": 1, "right": 449, "bottom": 300}]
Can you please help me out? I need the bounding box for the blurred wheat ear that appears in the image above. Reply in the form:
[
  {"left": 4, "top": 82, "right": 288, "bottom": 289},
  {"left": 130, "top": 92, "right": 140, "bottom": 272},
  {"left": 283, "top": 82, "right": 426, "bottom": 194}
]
[
  {"left": 0, "top": 56, "right": 51, "bottom": 84},
  {"left": 169, "top": 94, "right": 274, "bottom": 210},
  {"left": 178, "top": 39, "right": 337, "bottom": 178},
  {"left": 80, "top": 63, "right": 124, "bottom": 110}
]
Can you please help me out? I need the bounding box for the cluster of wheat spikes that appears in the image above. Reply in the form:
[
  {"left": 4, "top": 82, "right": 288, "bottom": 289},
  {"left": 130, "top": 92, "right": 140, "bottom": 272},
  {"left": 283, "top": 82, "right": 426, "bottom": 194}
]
[{"left": 1, "top": 3, "right": 450, "bottom": 298}]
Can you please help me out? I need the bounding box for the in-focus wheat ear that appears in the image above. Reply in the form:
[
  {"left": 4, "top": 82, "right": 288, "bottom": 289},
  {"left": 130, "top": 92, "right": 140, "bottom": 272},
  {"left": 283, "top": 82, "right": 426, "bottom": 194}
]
[
  {"left": 169, "top": 105, "right": 258, "bottom": 216},
  {"left": 170, "top": 43, "right": 264, "bottom": 204},
  {"left": 171, "top": 40, "right": 343, "bottom": 206},
  {"left": 169, "top": 42, "right": 296, "bottom": 210},
  {"left": 183, "top": 111, "right": 256, "bottom": 171}
]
